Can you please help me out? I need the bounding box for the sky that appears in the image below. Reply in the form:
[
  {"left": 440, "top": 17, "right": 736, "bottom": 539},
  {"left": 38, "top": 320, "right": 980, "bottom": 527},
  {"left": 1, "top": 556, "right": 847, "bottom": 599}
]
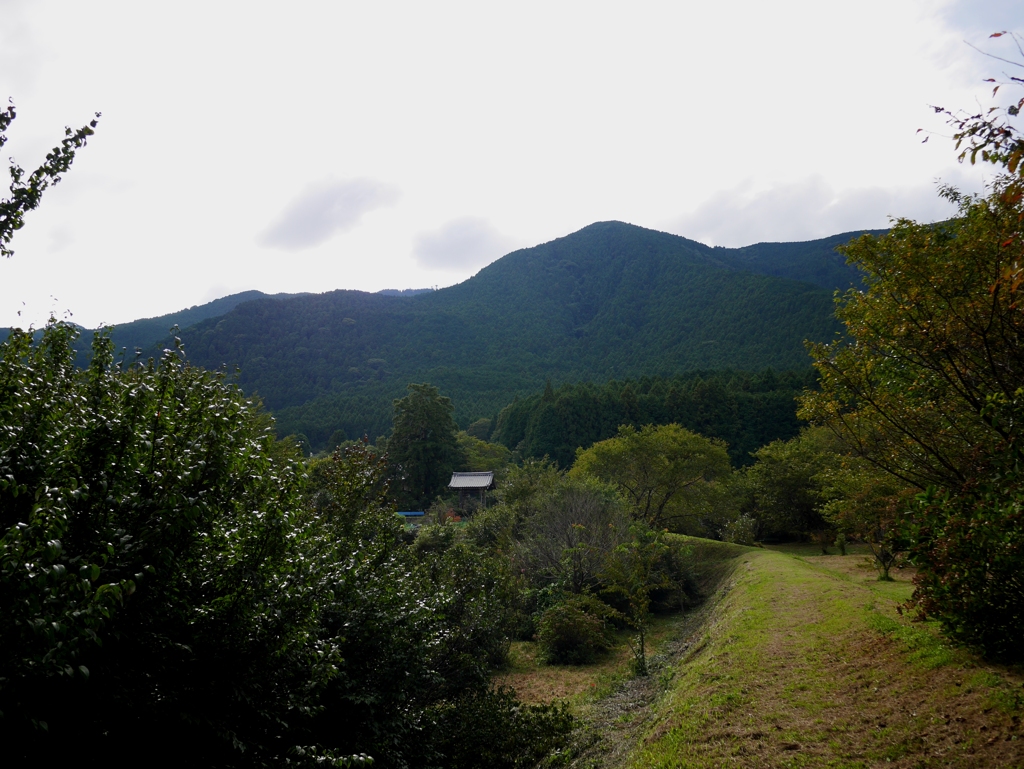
[{"left": 0, "top": 0, "right": 1021, "bottom": 329}]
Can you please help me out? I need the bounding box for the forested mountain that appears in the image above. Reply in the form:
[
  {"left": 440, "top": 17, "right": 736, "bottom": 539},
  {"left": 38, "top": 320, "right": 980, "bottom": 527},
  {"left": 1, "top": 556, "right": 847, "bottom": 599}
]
[
  {"left": 376, "top": 288, "right": 432, "bottom": 297},
  {"left": 80, "top": 290, "right": 305, "bottom": 357},
  {"left": 0, "top": 291, "right": 311, "bottom": 356},
  {"left": 137, "top": 221, "right": 874, "bottom": 449}
]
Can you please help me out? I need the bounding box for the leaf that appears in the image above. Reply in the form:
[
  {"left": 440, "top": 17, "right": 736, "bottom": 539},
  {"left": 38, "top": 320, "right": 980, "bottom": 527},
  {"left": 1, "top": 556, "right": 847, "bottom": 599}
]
[{"left": 1009, "top": 150, "right": 1022, "bottom": 175}]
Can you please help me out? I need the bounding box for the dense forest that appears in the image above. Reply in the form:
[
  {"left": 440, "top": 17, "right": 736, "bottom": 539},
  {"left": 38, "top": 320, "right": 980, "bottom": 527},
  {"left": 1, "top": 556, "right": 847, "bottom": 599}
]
[
  {"left": 125, "top": 222, "right": 877, "bottom": 449},
  {"left": 490, "top": 369, "right": 815, "bottom": 468}
]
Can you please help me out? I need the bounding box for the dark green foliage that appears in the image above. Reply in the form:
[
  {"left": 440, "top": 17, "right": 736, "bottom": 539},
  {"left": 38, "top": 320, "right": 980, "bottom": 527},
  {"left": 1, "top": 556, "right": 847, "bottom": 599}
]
[
  {"left": 465, "top": 417, "right": 493, "bottom": 440},
  {"left": 801, "top": 138, "right": 1024, "bottom": 656},
  {"left": 387, "top": 383, "right": 465, "bottom": 509},
  {"left": 715, "top": 230, "right": 880, "bottom": 292},
  {"left": 81, "top": 290, "right": 304, "bottom": 358},
  {"left": 457, "top": 430, "right": 511, "bottom": 472},
  {"left": 0, "top": 322, "right": 320, "bottom": 764},
  {"left": 601, "top": 524, "right": 674, "bottom": 676},
  {"left": 903, "top": 470, "right": 1024, "bottom": 661},
  {"left": 537, "top": 594, "right": 614, "bottom": 665},
  {"left": 571, "top": 423, "right": 732, "bottom": 532},
  {"left": 494, "top": 369, "right": 814, "bottom": 468},
  {"left": 307, "top": 513, "right": 513, "bottom": 765},
  {"left": 0, "top": 324, "right": 572, "bottom": 767},
  {"left": 154, "top": 222, "right": 858, "bottom": 449},
  {"left": 427, "top": 687, "right": 575, "bottom": 769},
  {"left": 739, "top": 427, "right": 843, "bottom": 542},
  {"left": 524, "top": 476, "right": 630, "bottom": 594}
]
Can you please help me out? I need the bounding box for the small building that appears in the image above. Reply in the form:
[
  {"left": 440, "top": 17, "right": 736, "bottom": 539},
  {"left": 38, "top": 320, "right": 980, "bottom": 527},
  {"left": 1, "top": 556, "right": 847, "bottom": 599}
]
[{"left": 448, "top": 471, "right": 495, "bottom": 508}]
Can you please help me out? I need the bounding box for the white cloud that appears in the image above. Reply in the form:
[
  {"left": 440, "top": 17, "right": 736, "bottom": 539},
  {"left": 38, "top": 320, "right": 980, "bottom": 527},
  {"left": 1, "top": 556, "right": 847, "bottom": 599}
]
[
  {"left": 260, "top": 178, "right": 400, "bottom": 251},
  {"left": 412, "top": 217, "right": 519, "bottom": 271},
  {"left": 664, "top": 174, "right": 978, "bottom": 248}
]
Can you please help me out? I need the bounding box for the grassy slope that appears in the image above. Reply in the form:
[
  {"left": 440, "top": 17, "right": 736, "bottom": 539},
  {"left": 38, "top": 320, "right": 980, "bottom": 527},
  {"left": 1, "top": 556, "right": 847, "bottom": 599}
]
[
  {"left": 499, "top": 542, "right": 1024, "bottom": 768},
  {"left": 632, "top": 546, "right": 1024, "bottom": 768}
]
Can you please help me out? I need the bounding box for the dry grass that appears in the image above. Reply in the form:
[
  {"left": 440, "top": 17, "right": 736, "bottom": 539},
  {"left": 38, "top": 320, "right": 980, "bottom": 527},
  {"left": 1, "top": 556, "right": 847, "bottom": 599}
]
[{"left": 496, "top": 611, "right": 692, "bottom": 706}]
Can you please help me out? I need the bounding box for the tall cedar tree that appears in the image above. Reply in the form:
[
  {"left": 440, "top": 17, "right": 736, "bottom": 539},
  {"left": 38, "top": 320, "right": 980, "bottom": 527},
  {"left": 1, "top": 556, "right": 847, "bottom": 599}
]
[{"left": 387, "top": 383, "right": 465, "bottom": 509}]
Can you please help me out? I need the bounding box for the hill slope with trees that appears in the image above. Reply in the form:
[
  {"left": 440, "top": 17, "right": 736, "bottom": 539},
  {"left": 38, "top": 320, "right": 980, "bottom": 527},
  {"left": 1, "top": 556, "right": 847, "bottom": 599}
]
[{"left": 151, "top": 222, "right": 874, "bottom": 449}]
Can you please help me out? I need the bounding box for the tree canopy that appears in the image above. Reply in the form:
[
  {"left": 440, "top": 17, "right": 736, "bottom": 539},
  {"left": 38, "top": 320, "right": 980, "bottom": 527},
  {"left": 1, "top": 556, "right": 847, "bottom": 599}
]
[
  {"left": 799, "top": 54, "right": 1024, "bottom": 658},
  {"left": 387, "top": 382, "right": 464, "bottom": 509},
  {"left": 571, "top": 423, "right": 731, "bottom": 530},
  {"left": 0, "top": 324, "right": 575, "bottom": 765}
]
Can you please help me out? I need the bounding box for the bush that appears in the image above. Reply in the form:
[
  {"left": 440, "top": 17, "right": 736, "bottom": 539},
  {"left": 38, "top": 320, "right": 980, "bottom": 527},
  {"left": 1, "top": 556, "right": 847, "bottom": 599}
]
[
  {"left": 0, "top": 323, "right": 318, "bottom": 764},
  {"left": 0, "top": 325, "right": 560, "bottom": 766},
  {"left": 536, "top": 594, "right": 613, "bottom": 665},
  {"left": 656, "top": 536, "right": 700, "bottom": 610},
  {"left": 427, "top": 686, "right": 575, "bottom": 769},
  {"left": 723, "top": 514, "right": 758, "bottom": 546},
  {"left": 904, "top": 472, "right": 1024, "bottom": 661}
]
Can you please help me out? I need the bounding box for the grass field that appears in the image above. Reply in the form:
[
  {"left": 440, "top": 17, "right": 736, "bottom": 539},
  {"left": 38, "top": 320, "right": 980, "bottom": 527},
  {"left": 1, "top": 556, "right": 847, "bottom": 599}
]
[{"left": 500, "top": 542, "right": 1024, "bottom": 768}]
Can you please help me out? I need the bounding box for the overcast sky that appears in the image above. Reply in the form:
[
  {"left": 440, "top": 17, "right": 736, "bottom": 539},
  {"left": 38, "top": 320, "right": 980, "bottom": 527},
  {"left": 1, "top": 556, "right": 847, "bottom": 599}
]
[{"left": 1, "top": 0, "right": 1020, "bottom": 329}]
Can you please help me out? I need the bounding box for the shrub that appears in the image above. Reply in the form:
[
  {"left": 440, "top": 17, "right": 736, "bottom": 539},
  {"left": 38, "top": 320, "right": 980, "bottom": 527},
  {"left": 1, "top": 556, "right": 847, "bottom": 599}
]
[
  {"left": 904, "top": 471, "right": 1024, "bottom": 661},
  {"left": 723, "top": 514, "right": 758, "bottom": 546},
  {"left": 834, "top": 532, "right": 848, "bottom": 555},
  {"left": 536, "top": 594, "right": 613, "bottom": 665},
  {"left": 0, "top": 323, "right": 318, "bottom": 764},
  {"left": 427, "top": 686, "right": 575, "bottom": 769}
]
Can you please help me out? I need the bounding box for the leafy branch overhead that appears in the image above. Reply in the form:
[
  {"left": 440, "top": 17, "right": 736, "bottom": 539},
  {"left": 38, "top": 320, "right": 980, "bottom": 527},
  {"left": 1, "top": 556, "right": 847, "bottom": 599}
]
[
  {"left": 802, "top": 34, "right": 1024, "bottom": 659},
  {"left": 0, "top": 101, "right": 100, "bottom": 259}
]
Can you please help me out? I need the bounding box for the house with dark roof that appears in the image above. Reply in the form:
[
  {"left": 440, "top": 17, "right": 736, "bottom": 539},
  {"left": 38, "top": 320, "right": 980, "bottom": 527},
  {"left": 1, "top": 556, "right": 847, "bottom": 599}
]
[{"left": 448, "top": 471, "right": 495, "bottom": 508}]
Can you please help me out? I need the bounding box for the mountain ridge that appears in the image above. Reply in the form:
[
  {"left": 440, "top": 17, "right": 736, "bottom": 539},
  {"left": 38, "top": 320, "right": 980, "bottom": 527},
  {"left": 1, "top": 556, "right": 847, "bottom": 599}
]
[
  {"left": 162, "top": 221, "right": 876, "bottom": 448},
  {"left": 3, "top": 221, "right": 881, "bottom": 449}
]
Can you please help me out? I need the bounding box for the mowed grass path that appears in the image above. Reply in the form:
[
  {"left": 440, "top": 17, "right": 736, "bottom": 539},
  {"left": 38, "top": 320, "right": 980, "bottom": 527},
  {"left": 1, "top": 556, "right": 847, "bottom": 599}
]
[{"left": 634, "top": 546, "right": 1024, "bottom": 768}]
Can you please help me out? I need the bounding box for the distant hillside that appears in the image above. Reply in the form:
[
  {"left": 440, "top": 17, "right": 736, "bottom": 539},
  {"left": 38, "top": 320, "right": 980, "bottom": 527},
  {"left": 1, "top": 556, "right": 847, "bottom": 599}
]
[
  {"left": 710, "top": 229, "right": 882, "bottom": 291},
  {"left": 156, "top": 221, "right": 871, "bottom": 449},
  {"left": 91, "top": 290, "right": 305, "bottom": 356},
  {"left": 376, "top": 288, "right": 432, "bottom": 297}
]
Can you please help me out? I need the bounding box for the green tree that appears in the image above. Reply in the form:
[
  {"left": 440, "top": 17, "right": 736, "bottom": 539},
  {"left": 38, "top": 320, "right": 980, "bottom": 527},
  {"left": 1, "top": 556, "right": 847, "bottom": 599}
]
[
  {"left": 0, "top": 326, "right": 573, "bottom": 766},
  {"left": 524, "top": 476, "right": 629, "bottom": 594},
  {"left": 456, "top": 430, "right": 511, "bottom": 472},
  {"left": 571, "top": 423, "right": 731, "bottom": 531},
  {"left": 741, "top": 427, "right": 845, "bottom": 546},
  {"left": 601, "top": 523, "right": 674, "bottom": 676},
  {"left": 0, "top": 323, "right": 330, "bottom": 765},
  {"left": 800, "top": 51, "right": 1024, "bottom": 657},
  {"left": 1, "top": 102, "right": 99, "bottom": 258},
  {"left": 387, "top": 383, "right": 464, "bottom": 509},
  {"left": 817, "top": 457, "right": 913, "bottom": 579}
]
